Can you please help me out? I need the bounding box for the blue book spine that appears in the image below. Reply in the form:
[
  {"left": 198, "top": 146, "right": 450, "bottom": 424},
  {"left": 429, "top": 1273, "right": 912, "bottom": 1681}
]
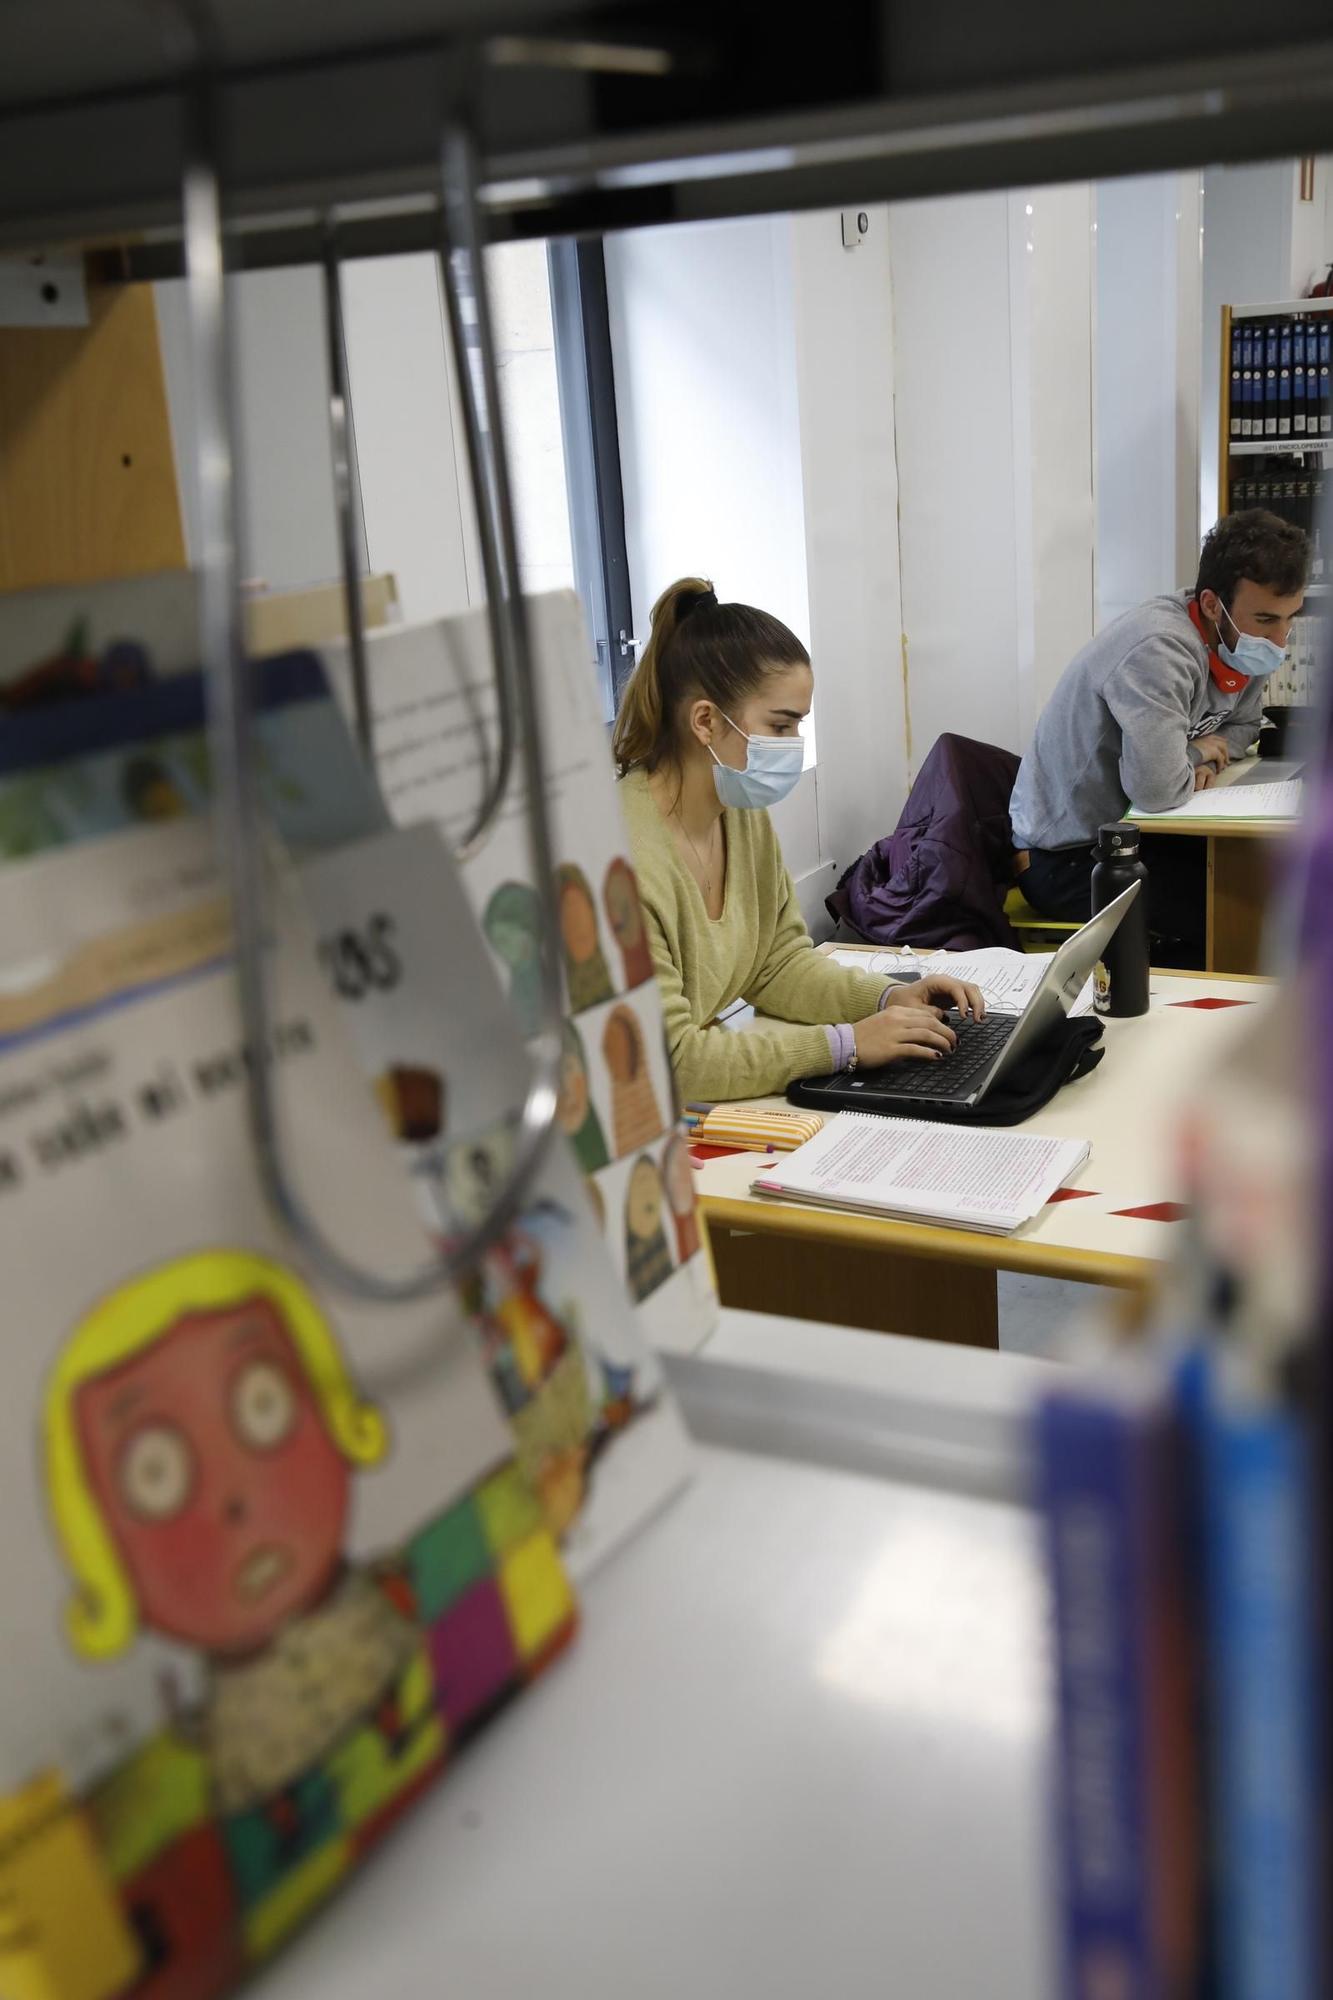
[
  {"left": 1039, "top": 1392, "right": 1195, "bottom": 2000},
  {"left": 1203, "top": 1389, "right": 1316, "bottom": 2000},
  {"left": 1320, "top": 320, "right": 1332, "bottom": 435},
  {"left": 1232, "top": 324, "right": 1248, "bottom": 434},
  {"left": 1230, "top": 324, "right": 1244, "bottom": 437},
  {"left": 1265, "top": 325, "right": 1280, "bottom": 436}
]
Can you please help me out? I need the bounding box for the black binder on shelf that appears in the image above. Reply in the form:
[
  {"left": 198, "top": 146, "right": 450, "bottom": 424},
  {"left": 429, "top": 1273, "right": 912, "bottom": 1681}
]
[
  {"left": 1319, "top": 318, "right": 1333, "bottom": 436},
  {"left": 1265, "top": 320, "right": 1280, "bottom": 437},
  {"left": 1230, "top": 320, "right": 1243, "bottom": 438},
  {"left": 1278, "top": 317, "right": 1293, "bottom": 437},
  {"left": 1293, "top": 320, "right": 1308, "bottom": 436},
  {"left": 1242, "top": 322, "right": 1257, "bottom": 436}
]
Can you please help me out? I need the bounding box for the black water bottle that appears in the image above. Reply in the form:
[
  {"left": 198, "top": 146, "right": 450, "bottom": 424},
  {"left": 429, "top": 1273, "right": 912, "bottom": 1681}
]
[{"left": 1090, "top": 821, "right": 1149, "bottom": 1017}]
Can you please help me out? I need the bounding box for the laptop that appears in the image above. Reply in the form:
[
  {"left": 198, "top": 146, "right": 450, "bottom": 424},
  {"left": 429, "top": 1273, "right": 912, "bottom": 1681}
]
[
  {"left": 787, "top": 882, "right": 1141, "bottom": 1117},
  {"left": 1231, "top": 756, "right": 1303, "bottom": 786}
]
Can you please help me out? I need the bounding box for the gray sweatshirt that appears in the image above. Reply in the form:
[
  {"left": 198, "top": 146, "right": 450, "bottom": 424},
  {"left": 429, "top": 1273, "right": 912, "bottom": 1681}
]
[{"left": 1009, "top": 591, "right": 1269, "bottom": 851}]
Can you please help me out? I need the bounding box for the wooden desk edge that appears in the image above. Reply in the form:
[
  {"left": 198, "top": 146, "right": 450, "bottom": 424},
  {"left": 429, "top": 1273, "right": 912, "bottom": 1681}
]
[
  {"left": 1129, "top": 816, "right": 1295, "bottom": 839},
  {"left": 698, "top": 1192, "right": 1155, "bottom": 1290}
]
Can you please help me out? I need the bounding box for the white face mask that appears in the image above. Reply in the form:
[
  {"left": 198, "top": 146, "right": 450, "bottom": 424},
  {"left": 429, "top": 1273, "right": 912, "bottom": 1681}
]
[
  {"left": 1215, "top": 600, "right": 1287, "bottom": 680},
  {"left": 708, "top": 713, "right": 806, "bottom": 810}
]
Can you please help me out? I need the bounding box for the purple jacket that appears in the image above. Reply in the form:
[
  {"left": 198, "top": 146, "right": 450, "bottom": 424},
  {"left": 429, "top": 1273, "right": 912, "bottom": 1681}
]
[{"left": 827, "top": 733, "right": 1021, "bottom": 951}]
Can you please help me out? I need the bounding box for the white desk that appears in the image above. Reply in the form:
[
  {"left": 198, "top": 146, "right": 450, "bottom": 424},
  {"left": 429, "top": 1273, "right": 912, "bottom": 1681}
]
[
  {"left": 254, "top": 1316, "right": 1055, "bottom": 2000},
  {"left": 695, "top": 970, "right": 1269, "bottom": 1346}
]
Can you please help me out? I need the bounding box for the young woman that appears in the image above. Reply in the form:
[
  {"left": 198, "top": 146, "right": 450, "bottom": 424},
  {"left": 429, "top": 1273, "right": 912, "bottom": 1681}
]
[{"left": 615, "top": 577, "right": 985, "bottom": 1103}]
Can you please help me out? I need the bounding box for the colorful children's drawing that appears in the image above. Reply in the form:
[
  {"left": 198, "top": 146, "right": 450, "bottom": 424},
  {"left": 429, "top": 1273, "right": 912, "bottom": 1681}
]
[
  {"left": 483, "top": 881, "right": 544, "bottom": 1038},
  {"left": 602, "top": 1003, "right": 665, "bottom": 1157},
  {"left": 624, "top": 1157, "right": 674, "bottom": 1304},
  {"left": 557, "top": 1022, "right": 610, "bottom": 1174},
  {"left": 662, "top": 1133, "right": 701, "bottom": 1265},
  {"left": 470, "top": 1223, "right": 591, "bottom": 1534},
  {"left": 40, "top": 1248, "right": 576, "bottom": 1985},
  {"left": 554, "top": 864, "right": 614, "bottom": 1013},
  {"left": 602, "top": 856, "right": 654, "bottom": 989},
  {"left": 47, "top": 1251, "right": 424, "bottom": 1810}
]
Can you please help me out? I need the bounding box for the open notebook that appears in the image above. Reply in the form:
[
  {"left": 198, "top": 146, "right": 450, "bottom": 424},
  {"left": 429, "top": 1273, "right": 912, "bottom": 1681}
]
[
  {"left": 1128, "top": 778, "right": 1302, "bottom": 822},
  {"left": 752, "top": 1112, "right": 1090, "bottom": 1234}
]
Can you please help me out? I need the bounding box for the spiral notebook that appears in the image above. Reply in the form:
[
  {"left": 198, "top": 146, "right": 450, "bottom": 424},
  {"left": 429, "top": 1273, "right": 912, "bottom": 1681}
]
[{"left": 752, "top": 1111, "right": 1090, "bottom": 1234}]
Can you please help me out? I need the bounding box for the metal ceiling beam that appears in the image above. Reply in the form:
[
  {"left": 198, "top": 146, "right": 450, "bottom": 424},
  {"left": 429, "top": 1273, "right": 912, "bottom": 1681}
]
[{"left": 4, "top": 17, "right": 1333, "bottom": 260}]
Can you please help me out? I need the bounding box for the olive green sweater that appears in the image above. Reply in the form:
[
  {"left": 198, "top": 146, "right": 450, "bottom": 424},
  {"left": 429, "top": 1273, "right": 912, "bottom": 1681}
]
[{"left": 619, "top": 768, "right": 890, "bottom": 1102}]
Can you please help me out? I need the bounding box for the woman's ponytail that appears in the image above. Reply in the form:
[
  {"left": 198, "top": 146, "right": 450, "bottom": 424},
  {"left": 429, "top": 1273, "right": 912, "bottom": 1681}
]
[
  {"left": 612, "top": 577, "right": 715, "bottom": 775},
  {"left": 612, "top": 574, "right": 808, "bottom": 776}
]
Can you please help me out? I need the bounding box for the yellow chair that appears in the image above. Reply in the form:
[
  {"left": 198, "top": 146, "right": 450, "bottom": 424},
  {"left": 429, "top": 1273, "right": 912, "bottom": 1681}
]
[{"left": 1003, "top": 887, "right": 1081, "bottom": 954}]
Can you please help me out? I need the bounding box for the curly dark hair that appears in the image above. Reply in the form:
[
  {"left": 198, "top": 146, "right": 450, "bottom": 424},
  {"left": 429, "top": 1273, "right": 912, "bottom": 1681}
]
[{"left": 1194, "top": 508, "right": 1310, "bottom": 608}]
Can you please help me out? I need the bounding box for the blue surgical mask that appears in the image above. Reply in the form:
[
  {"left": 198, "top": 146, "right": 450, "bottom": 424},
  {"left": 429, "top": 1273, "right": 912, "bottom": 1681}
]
[
  {"left": 1215, "top": 601, "right": 1286, "bottom": 680},
  {"left": 708, "top": 713, "right": 806, "bottom": 810}
]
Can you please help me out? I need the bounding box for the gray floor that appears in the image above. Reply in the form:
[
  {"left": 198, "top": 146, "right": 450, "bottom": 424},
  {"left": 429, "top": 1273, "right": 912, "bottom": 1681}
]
[{"left": 997, "top": 1270, "right": 1103, "bottom": 1361}]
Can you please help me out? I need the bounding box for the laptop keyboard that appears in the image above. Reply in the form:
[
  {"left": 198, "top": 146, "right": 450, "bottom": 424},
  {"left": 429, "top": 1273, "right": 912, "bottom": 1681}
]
[{"left": 856, "top": 1013, "right": 1016, "bottom": 1098}]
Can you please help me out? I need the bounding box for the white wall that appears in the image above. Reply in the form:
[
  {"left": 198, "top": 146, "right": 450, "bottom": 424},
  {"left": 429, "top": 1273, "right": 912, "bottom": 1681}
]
[
  {"left": 339, "top": 255, "right": 476, "bottom": 624},
  {"left": 890, "top": 194, "right": 1022, "bottom": 762},
  {"left": 488, "top": 245, "right": 577, "bottom": 601},
  {"left": 1094, "top": 173, "right": 1203, "bottom": 625},
  {"left": 1017, "top": 183, "right": 1097, "bottom": 734},
  {"left": 1288, "top": 156, "right": 1333, "bottom": 301},
  {"left": 604, "top": 215, "right": 824, "bottom": 896},
  {"left": 889, "top": 187, "right": 1096, "bottom": 765},
  {"left": 156, "top": 268, "right": 341, "bottom": 591},
  {"left": 159, "top": 244, "right": 572, "bottom": 629},
  {"left": 788, "top": 205, "right": 908, "bottom": 882}
]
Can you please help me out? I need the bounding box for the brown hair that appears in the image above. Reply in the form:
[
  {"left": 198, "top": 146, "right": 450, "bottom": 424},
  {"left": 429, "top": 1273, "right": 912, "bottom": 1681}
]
[
  {"left": 1195, "top": 508, "right": 1310, "bottom": 608},
  {"left": 612, "top": 576, "right": 810, "bottom": 775}
]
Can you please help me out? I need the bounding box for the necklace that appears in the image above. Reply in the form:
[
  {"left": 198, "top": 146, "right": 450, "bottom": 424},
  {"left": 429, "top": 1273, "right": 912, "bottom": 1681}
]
[{"left": 674, "top": 810, "right": 722, "bottom": 898}]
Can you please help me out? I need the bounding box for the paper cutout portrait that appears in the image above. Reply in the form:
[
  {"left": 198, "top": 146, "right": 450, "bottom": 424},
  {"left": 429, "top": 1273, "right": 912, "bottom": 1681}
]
[
  {"left": 624, "top": 1157, "right": 674, "bottom": 1304},
  {"left": 44, "top": 1250, "right": 418, "bottom": 1814},
  {"left": 557, "top": 1022, "right": 610, "bottom": 1174},
  {"left": 483, "top": 881, "right": 544, "bottom": 1038},
  {"left": 375, "top": 1063, "right": 445, "bottom": 1144},
  {"left": 601, "top": 1004, "right": 665, "bottom": 1157},
  {"left": 602, "top": 857, "right": 653, "bottom": 990},
  {"left": 662, "top": 1133, "right": 701, "bottom": 1265},
  {"left": 122, "top": 753, "right": 189, "bottom": 823},
  {"left": 554, "top": 864, "right": 614, "bottom": 1013},
  {"left": 442, "top": 1123, "right": 514, "bottom": 1232}
]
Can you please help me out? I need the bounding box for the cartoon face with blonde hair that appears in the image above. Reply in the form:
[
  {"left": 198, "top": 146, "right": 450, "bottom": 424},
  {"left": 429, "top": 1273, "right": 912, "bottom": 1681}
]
[{"left": 45, "top": 1251, "right": 386, "bottom": 1663}]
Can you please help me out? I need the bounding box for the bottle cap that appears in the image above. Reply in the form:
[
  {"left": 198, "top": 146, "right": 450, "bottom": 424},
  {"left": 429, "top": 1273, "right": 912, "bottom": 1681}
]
[{"left": 1097, "top": 820, "right": 1140, "bottom": 859}]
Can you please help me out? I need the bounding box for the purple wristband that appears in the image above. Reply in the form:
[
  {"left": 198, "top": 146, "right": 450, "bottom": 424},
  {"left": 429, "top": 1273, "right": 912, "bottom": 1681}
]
[
  {"left": 877, "top": 983, "right": 896, "bottom": 1011},
  {"left": 826, "top": 1022, "right": 857, "bottom": 1072}
]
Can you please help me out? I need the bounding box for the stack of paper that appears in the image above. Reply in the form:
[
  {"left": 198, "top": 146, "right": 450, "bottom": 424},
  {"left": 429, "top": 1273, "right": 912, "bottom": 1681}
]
[
  {"left": 828, "top": 944, "right": 1094, "bottom": 1018},
  {"left": 1129, "top": 779, "right": 1302, "bottom": 822},
  {"left": 752, "top": 1111, "right": 1090, "bottom": 1235}
]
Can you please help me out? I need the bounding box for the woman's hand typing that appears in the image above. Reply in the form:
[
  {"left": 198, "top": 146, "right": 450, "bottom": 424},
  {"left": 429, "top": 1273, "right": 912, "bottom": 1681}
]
[{"left": 851, "top": 976, "right": 987, "bottom": 1068}]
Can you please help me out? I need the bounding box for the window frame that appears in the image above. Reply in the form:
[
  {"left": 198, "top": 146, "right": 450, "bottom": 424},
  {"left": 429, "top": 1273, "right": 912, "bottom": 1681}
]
[{"left": 547, "top": 238, "right": 636, "bottom": 721}]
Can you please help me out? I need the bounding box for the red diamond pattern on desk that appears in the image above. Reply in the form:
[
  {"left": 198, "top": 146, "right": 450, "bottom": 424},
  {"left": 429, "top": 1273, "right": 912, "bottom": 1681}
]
[
  {"left": 1046, "top": 1188, "right": 1101, "bottom": 1204},
  {"left": 1110, "top": 1200, "right": 1192, "bottom": 1222},
  {"left": 1166, "top": 998, "right": 1254, "bottom": 1010}
]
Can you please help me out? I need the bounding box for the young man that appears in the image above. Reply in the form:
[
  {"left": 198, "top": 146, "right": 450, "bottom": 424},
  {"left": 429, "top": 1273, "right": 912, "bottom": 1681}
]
[{"left": 1010, "top": 509, "right": 1309, "bottom": 962}]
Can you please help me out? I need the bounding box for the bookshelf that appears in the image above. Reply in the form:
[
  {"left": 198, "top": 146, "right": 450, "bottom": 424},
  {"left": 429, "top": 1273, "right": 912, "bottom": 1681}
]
[
  {"left": 1, "top": 17, "right": 1327, "bottom": 1999},
  {"left": 1219, "top": 298, "right": 1332, "bottom": 711}
]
